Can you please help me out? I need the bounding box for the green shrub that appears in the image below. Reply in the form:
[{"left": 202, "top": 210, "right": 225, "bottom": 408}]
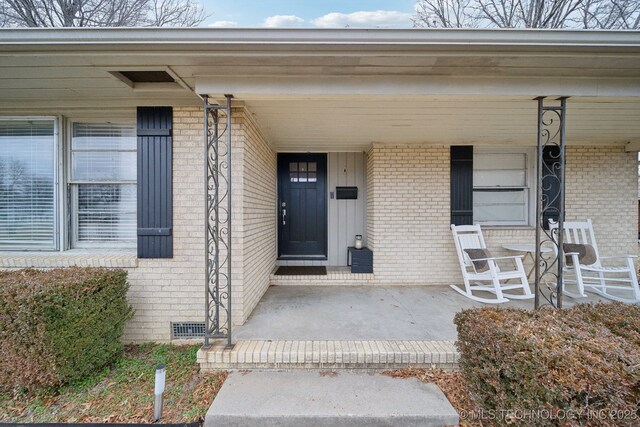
[
  {"left": 0, "top": 268, "right": 134, "bottom": 393},
  {"left": 455, "top": 302, "right": 640, "bottom": 427}
]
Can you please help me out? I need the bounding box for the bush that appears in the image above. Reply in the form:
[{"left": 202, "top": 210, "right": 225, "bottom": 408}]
[
  {"left": 455, "top": 302, "right": 640, "bottom": 427},
  {"left": 0, "top": 268, "right": 133, "bottom": 393}
]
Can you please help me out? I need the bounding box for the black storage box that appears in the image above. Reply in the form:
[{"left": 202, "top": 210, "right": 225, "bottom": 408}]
[{"left": 347, "top": 246, "right": 373, "bottom": 274}]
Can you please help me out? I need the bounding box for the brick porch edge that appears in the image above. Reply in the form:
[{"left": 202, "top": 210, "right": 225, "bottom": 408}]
[{"left": 197, "top": 339, "right": 459, "bottom": 370}]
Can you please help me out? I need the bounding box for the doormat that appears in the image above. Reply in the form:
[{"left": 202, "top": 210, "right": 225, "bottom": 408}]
[{"left": 275, "top": 266, "right": 327, "bottom": 276}]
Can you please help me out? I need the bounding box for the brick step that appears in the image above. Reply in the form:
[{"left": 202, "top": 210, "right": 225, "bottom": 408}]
[
  {"left": 270, "top": 267, "right": 374, "bottom": 286},
  {"left": 197, "top": 339, "right": 458, "bottom": 370}
]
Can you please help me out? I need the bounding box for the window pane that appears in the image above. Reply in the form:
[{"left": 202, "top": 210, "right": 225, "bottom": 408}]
[
  {"left": 473, "top": 190, "right": 527, "bottom": 223},
  {"left": 474, "top": 204, "right": 527, "bottom": 222},
  {"left": 474, "top": 153, "right": 526, "bottom": 170},
  {"left": 0, "top": 120, "right": 56, "bottom": 249},
  {"left": 76, "top": 184, "right": 136, "bottom": 243},
  {"left": 474, "top": 152, "right": 527, "bottom": 187},
  {"left": 289, "top": 162, "right": 298, "bottom": 172},
  {"left": 308, "top": 162, "right": 317, "bottom": 172},
  {"left": 72, "top": 151, "right": 136, "bottom": 181},
  {"left": 72, "top": 123, "right": 136, "bottom": 150},
  {"left": 71, "top": 122, "right": 137, "bottom": 248},
  {"left": 474, "top": 190, "right": 525, "bottom": 205},
  {"left": 474, "top": 170, "right": 526, "bottom": 187}
]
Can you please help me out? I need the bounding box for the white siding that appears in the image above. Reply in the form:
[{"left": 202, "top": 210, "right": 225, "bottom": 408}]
[{"left": 328, "top": 152, "right": 367, "bottom": 265}]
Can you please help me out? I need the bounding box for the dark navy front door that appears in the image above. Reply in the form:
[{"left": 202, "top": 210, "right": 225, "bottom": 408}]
[{"left": 277, "top": 153, "right": 327, "bottom": 259}]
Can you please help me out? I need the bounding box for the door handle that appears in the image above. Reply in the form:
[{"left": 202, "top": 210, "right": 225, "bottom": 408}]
[{"left": 281, "top": 201, "right": 287, "bottom": 226}]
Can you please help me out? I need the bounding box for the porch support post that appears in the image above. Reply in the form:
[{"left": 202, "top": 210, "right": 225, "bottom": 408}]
[
  {"left": 203, "top": 94, "right": 234, "bottom": 349},
  {"left": 534, "top": 96, "right": 568, "bottom": 309}
]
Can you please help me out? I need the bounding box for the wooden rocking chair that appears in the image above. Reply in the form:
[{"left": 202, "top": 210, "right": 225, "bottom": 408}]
[
  {"left": 549, "top": 219, "right": 640, "bottom": 303},
  {"left": 451, "top": 224, "right": 534, "bottom": 303}
]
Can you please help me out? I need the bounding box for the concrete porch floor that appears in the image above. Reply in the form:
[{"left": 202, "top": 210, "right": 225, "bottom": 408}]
[
  {"left": 235, "top": 285, "right": 606, "bottom": 342},
  {"left": 198, "top": 285, "right": 608, "bottom": 371}
]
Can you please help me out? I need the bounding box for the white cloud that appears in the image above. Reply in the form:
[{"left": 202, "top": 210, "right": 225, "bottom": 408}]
[
  {"left": 263, "top": 15, "right": 305, "bottom": 28},
  {"left": 208, "top": 20, "right": 239, "bottom": 28},
  {"left": 312, "top": 10, "right": 412, "bottom": 28}
]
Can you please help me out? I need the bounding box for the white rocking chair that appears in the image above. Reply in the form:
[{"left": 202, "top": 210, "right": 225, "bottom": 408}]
[
  {"left": 451, "top": 224, "right": 534, "bottom": 303},
  {"left": 549, "top": 219, "right": 640, "bottom": 303}
]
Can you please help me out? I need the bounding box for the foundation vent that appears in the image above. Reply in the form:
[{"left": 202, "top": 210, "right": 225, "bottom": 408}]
[{"left": 171, "top": 322, "right": 205, "bottom": 339}]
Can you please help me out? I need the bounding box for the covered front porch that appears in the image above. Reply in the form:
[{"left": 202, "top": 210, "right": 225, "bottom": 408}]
[
  {"left": 190, "top": 29, "right": 640, "bottom": 360},
  {"left": 201, "top": 99, "right": 639, "bottom": 353}
]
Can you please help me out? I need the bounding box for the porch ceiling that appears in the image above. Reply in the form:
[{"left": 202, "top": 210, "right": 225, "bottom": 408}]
[{"left": 238, "top": 96, "right": 640, "bottom": 152}]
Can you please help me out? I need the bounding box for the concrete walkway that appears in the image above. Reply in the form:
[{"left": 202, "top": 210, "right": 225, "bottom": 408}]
[{"left": 206, "top": 370, "right": 459, "bottom": 427}]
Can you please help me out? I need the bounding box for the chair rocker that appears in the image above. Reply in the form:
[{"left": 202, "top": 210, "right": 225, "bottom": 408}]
[
  {"left": 550, "top": 219, "right": 640, "bottom": 303},
  {"left": 451, "top": 224, "right": 534, "bottom": 303}
]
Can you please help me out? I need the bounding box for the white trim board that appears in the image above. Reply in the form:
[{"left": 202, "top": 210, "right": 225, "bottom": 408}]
[{"left": 197, "top": 75, "right": 640, "bottom": 99}]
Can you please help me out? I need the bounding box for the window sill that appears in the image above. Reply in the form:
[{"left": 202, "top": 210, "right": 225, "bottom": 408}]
[{"left": 0, "top": 249, "right": 138, "bottom": 269}]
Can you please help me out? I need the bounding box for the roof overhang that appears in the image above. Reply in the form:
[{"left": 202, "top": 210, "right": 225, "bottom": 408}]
[{"left": 0, "top": 28, "right": 639, "bottom": 150}]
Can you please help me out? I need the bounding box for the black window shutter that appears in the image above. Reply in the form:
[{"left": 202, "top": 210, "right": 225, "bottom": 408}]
[
  {"left": 450, "top": 146, "right": 473, "bottom": 226},
  {"left": 137, "top": 107, "right": 173, "bottom": 258},
  {"left": 542, "top": 145, "right": 561, "bottom": 230}
]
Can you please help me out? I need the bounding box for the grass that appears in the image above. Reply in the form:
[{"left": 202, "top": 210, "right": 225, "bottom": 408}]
[{"left": 0, "top": 344, "right": 227, "bottom": 423}]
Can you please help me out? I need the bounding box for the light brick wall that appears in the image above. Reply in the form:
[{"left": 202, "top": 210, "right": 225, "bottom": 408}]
[
  {"left": 366, "top": 144, "right": 459, "bottom": 284},
  {"left": 565, "top": 146, "right": 637, "bottom": 257},
  {"left": 366, "top": 148, "right": 375, "bottom": 250},
  {"left": 366, "top": 143, "right": 638, "bottom": 286},
  {"left": 124, "top": 106, "right": 275, "bottom": 341},
  {"left": 238, "top": 109, "right": 277, "bottom": 323},
  {"left": 125, "top": 106, "right": 205, "bottom": 342}
]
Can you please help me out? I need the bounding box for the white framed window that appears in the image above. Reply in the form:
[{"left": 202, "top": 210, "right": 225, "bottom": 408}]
[
  {"left": 473, "top": 147, "right": 535, "bottom": 226},
  {"left": 68, "top": 122, "right": 137, "bottom": 248},
  {"left": 0, "top": 118, "right": 58, "bottom": 250}
]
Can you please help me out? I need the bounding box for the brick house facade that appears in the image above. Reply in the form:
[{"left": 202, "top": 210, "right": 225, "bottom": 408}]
[
  {"left": 1, "top": 28, "right": 639, "bottom": 343},
  {"left": 123, "top": 112, "right": 636, "bottom": 342}
]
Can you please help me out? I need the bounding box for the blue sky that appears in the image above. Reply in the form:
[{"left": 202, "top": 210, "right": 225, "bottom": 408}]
[{"left": 201, "top": 0, "right": 417, "bottom": 28}]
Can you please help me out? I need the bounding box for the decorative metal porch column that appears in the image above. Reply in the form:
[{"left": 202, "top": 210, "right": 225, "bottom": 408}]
[
  {"left": 534, "top": 97, "right": 568, "bottom": 309},
  {"left": 203, "top": 94, "right": 234, "bottom": 349}
]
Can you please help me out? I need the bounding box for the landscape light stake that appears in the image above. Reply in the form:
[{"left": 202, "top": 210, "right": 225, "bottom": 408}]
[{"left": 154, "top": 364, "right": 166, "bottom": 422}]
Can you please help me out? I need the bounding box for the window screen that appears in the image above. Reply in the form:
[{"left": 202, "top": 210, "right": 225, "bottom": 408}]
[
  {"left": 70, "top": 123, "right": 136, "bottom": 247},
  {"left": 473, "top": 151, "right": 530, "bottom": 225},
  {"left": 0, "top": 120, "right": 56, "bottom": 250}
]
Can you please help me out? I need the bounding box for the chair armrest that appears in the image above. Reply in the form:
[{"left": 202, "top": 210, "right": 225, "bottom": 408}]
[{"left": 467, "top": 255, "right": 524, "bottom": 262}]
